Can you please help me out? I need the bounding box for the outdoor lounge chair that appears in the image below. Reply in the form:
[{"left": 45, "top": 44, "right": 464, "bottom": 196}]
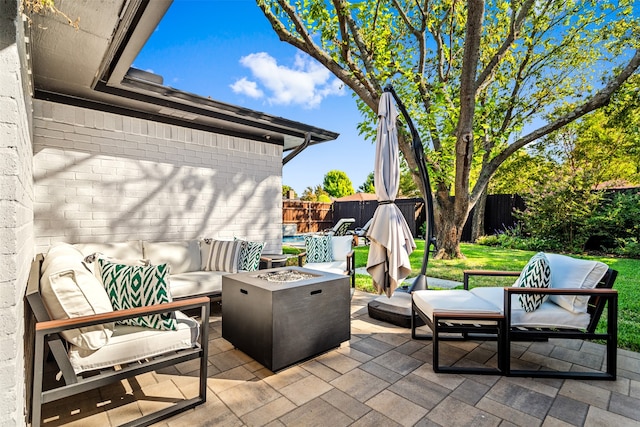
[
  {"left": 411, "top": 252, "right": 618, "bottom": 380},
  {"left": 298, "top": 234, "right": 356, "bottom": 290},
  {"left": 348, "top": 218, "right": 372, "bottom": 245},
  {"left": 324, "top": 217, "right": 355, "bottom": 236}
]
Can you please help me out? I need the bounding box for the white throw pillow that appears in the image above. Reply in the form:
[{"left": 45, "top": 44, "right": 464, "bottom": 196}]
[
  {"left": 513, "top": 252, "right": 551, "bottom": 312},
  {"left": 40, "top": 243, "right": 114, "bottom": 350},
  {"left": 545, "top": 253, "right": 609, "bottom": 313}
]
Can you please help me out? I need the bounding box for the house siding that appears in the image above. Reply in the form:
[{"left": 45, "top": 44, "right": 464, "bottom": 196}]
[
  {"left": 0, "top": 0, "right": 34, "bottom": 425},
  {"left": 33, "top": 100, "right": 284, "bottom": 253}
]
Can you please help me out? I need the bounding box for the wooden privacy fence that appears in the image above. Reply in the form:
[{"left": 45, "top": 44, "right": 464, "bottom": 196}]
[
  {"left": 283, "top": 201, "right": 333, "bottom": 233},
  {"left": 284, "top": 194, "right": 525, "bottom": 241},
  {"left": 334, "top": 198, "right": 425, "bottom": 238}
]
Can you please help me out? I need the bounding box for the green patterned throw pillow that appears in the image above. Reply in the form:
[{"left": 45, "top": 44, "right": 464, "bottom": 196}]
[
  {"left": 514, "top": 252, "right": 552, "bottom": 312},
  {"left": 236, "top": 239, "right": 265, "bottom": 271},
  {"left": 98, "top": 259, "right": 177, "bottom": 331},
  {"left": 304, "top": 235, "right": 333, "bottom": 263}
]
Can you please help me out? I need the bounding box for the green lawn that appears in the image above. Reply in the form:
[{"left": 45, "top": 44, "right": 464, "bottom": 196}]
[{"left": 350, "top": 241, "right": 640, "bottom": 352}]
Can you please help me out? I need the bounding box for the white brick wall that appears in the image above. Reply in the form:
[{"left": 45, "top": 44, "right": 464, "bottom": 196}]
[
  {"left": 33, "top": 100, "right": 284, "bottom": 254},
  {"left": 1, "top": 1, "right": 34, "bottom": 425}
]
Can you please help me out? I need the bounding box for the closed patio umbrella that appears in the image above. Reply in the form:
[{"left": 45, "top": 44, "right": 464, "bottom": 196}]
[{"left": 366, "top": 91, "right": 416, "bottom": 297}]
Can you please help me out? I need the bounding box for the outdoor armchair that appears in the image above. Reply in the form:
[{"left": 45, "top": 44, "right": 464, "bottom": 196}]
[
  {"left": 298, "top": 234, "right": 356, "bottom": 289},
  {"left": 411, "top": 252, "right": 618, "bottom": 380}
]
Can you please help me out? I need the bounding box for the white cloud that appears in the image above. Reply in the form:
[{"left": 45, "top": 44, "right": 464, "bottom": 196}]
[
  {"left": 232, "top": 52, "right": 344, "bottom": 108},
  {"left": 230, "top": 77, "right": 264, "bottom": 99}
]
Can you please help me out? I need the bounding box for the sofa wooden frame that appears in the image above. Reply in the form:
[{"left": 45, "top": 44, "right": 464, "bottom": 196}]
[
  {"left": 26, "top": 254, "right": 210, "bottom": 427},
  {"left": 411, "top": 267, "right": 618, "bottom": 380}
]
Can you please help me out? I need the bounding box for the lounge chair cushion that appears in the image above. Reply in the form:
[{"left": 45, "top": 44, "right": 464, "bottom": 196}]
[
  {"left": 471, "top": 287, "right": 591, "bottom": 329},
  {"left": 545, "top": 253, "right": 609, "bottom": 313},
  {"left": 305, "top": 235, "right": 333, "bottom": 262},
  {"left": 236, "top": 239, "right": 265, "bottom": 271},
  {"left": 331, "top": 235, "right": 353, "bottom": 260},
  {"left": 68, "top": 311, "right": 199, "bottom": 374},
  {"left": 142, "top": 240, "right": 201, "bottom": 274},
  {"left": 514, "top": 252, "right": 551, "bottom": 312},
  {"left": 204, "top": 240, "right": 243, "bottom": 273},
  {"left": 41, "top": 243, "right": 114, "bottom": 350},
  {"left": 303, "top": 261, "right": 347, "bottom": 276},
  {"left": 412, "top": 290, "right": 502, "bottom": 325},
  {"left": 98, "top": 259, "right": 177, "bottom": 331}
]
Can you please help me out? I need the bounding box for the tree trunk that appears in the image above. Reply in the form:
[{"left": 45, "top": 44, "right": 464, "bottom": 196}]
[{"left": 471, "top": 187, "right": 488, "bottom": 242}]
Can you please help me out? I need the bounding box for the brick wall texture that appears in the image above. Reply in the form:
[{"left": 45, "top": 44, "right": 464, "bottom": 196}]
[
  {"left": 32, "top": 100, "right": 284, "bottom": 254},
  {"left": 1, "top": 0, "right": 34, "bottom": 424}
]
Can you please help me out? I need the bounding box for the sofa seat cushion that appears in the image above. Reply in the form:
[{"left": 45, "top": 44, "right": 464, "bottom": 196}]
[
  {"left": 412, "top": 290, "right": 502, "bottom": 326},
  {"left": 142, "top": 240, "right": 201, "bottom": 274},
  {"left": 169, "top": 271, "right": 226, "bottom": 299},
  {"left": 303, "top": 261, "right": 347, "bottom": 276},
  {"left": 68, "top": 311, "right": 199, "bottom": 374},
  {"left": 41, "top": 243, "right": 114, "bottom": 350},
  {"left": 470, "top": 287, "right": 591, "bottom": 330}
]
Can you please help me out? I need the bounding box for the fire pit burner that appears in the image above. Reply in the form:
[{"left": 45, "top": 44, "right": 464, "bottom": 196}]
[{"left": 256, "top": 270, "right": 315, "bottom": 283}]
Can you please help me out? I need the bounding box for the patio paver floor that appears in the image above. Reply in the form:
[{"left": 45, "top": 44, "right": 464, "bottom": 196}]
[{"left": 38, "top": 290, "right": 640, "bottom": 426}]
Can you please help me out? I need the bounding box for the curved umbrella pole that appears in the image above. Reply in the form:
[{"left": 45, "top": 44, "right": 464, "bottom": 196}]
[{"left": 383, "top": 85, "right": 436, "bottom": 291}]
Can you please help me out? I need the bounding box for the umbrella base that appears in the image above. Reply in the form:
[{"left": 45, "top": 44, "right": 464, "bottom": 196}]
[{"left": 367, "top": 292, "right": 425, "bottom": 328}]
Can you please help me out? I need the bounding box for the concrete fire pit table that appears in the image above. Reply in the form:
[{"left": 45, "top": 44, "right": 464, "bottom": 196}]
[{"left": 222, "top": 266, "right": 351, "bottom": 371}]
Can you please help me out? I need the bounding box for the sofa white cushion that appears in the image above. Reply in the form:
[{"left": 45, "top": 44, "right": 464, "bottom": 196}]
[
  {"left": 98, "top": 260, "right": 177, "bottom": 331},
  {"left": 41, "top": 243, "right": 114, "bottom": 350},
  {"left": 68, "top": 311, "right": 199, "bottom": 374},
  {"left": 513, "top": 252, "right": 551, "bottom": 312},
  {"left": 545, "top": 253, "right": 609, "bottom": 313},
  {"left": 413, "top": 290, "right": 502, "bottom": 325},
  {"left": 331, "top": 235, "right": 353, "bottom": 261},
  {"left": 303, "top": 261, "right": 348, "bottom": 276},
  {"left": 471, "top": 287, "right": 591, "bottom": 329},
  {"left": 142, "top": 240, "right": 201, "bottom": 275},
  {"left": 73, "top": 241, "right": 143, "bottom": 260},
  {"left": 169, "top": 271, "right": 226, "bottom": 299},
  {"left": 205, "top": 240, "right": 242, "bottom": 273}
]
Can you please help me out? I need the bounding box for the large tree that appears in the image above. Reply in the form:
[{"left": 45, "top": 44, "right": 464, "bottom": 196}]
[
  {"left": 258, "top": 0, "right": 640, "bottom": 258},
  {"left": 323, "top": 169, "right": 355, "bottom": 197}
]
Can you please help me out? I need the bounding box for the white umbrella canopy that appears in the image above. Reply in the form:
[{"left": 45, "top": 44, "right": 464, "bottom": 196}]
[{"left": 366, "top": 92, "right": 417, "bottom": 297}]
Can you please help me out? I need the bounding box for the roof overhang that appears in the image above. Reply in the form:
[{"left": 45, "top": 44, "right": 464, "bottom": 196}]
[{"left": 27, "top": 0, "right": 338, "bottom": 157}]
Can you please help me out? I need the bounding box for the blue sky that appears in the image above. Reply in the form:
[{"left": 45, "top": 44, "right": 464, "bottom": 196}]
[{"left": 134, "top": 0, "right": 376, "bottom": 195}]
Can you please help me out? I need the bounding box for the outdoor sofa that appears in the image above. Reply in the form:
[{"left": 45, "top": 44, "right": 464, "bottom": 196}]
[{"left": 26, "top": 237, "right": 265, "bottom": 426}]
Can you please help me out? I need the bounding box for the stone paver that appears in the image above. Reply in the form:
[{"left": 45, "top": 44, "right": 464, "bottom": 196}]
[{"left": 38, "top": 290, "right": 640, "bottom": 427}]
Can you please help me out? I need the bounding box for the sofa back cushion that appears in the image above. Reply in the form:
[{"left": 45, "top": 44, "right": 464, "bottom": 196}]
[
  {"left": 545, "top": 253, "right": 609, "bottom": 313},
  {"left": 142, "top": 240, "right": 201, "bottom": 274},
  {"left": 73, "top": 241, "right": 143, "bottom": 260},
  {"left": 40, "top": 243, "right": 114, "bottom": 350}
]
